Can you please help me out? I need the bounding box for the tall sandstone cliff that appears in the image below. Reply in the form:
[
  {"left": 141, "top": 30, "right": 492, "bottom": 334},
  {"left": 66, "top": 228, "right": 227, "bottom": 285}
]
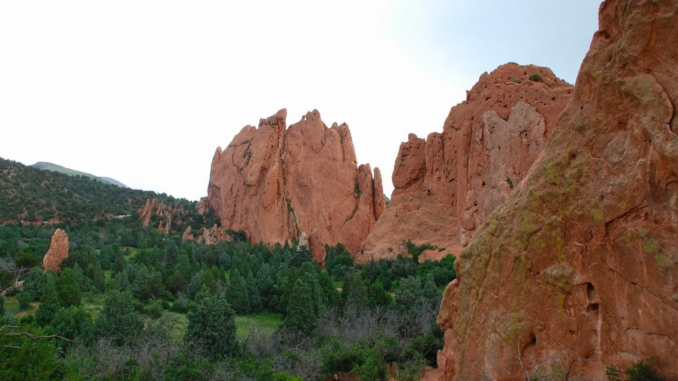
[
  {"left": 206, "top": 109, "right": 385, "bottom": 263},
  {"left": 358, "top": 64, "right": 573, "bottom": 264},
  {"left": 437, "top": 1, "right": 678, "bottom": 380}
]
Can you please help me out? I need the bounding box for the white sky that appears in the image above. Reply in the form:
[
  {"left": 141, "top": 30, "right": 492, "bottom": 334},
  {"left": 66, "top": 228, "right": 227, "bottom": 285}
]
[{"left": 0, "top": 1, "right": 601, "bottom": 201}]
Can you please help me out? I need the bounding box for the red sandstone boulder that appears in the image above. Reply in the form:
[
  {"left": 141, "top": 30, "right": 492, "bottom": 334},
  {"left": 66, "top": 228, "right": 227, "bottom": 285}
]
[
  {"left": 42, "top": 228, "right": 69, "bottom": 273},
  {"left": 205, "top": 109, "right": 385, "bottom": 264},
  {"left": 358, "top": 64, "right": 573, "bottom": 264},
  {"left": 437, "top": 1, "right": 678, "bottom": 380}
]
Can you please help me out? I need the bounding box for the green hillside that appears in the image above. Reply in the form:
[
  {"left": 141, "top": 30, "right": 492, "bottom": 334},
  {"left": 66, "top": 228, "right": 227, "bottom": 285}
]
[
  {"left": 30, "top": 161, "right": 127, "bottom": 187},
  {"left": 0, "top": 157, "right": 216, "bottom": 233}
]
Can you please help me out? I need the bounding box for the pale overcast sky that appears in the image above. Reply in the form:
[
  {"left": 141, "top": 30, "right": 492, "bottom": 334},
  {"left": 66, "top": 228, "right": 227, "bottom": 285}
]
[{"left": 0, "top": 1, "right": 600, "bottom": 201}]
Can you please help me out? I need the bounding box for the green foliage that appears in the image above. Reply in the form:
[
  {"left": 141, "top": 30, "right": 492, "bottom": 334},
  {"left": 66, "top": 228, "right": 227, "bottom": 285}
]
[
  {"left": 510, "top": 76, "right": 523, "bottom": 84},
  {"left": 246, "top": 272, "right": 263, "bottom": 313},
  {"left": 0, "top": 296, "right": 4, "bottom": 315},
  {"left": 94, "top": 291, "right": 143, "bottom": 346},
  {"left": 16, "top": 291, "right": 32, "bottom": 310},
  {"left": 0, "top": 324, "right": 70, "bottom": 380},
  {"left": 368, "top": 281, "right": 392, "bottom": 308},
  {"left": 185, "top": 293, "right": 238, "bottom": 359},
  {"left": 57, "top": 268, "right": 82, "bottom": 308},
  {"left": 507, "top": 177, "right": 514, "bottom": 188},
  {"left": 93, "top": 262, "right": 105, "bottom": 293},
  {"left": 529, "top": 73, "right": 542, "bottom": 82},
  {"left": 607, "top": 358, "right": 666, "bottom": 381},
  {"left": 227, "top": 269, "right": 251, "bottom": 314},
  {"left": 354, "top": 182, "right": 362, "bottom": 196},
  {"left": 406, "top": 240, "right": 437, "bottom": 264},
  {"left": 284, "top": 279, "right": 317, "bottom": 335},
  {"left": 36, "top": 281, "right": 61, "bottom": 326},
  {"left": 51, "top": 305, "right": 94, "bottom": 344},
  {"left": 342, "top": 272, "right": 369, "bottom": 308}
]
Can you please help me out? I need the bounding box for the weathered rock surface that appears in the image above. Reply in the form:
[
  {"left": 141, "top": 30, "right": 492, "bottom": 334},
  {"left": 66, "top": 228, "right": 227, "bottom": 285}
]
[
  {"left": 206, "top": 109, "right": 385, "bottom": 263},
  {"left": 358, "top": 64, "right": 573, "bottom": 264},
  {"left": 42, "top": 228, "right": 69, "bottom": 272},
  {"left": 437, "top": 1, "right": 678, "bottom": 380},
  {"left": 182, "top": 225, "right": 230, "bottom": 245}
]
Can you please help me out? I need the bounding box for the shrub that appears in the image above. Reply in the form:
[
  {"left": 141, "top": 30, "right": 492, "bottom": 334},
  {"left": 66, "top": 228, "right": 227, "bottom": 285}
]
[
  {"left": 185, "top": 293, "right": 237, "bottom": 358},
  {"left": 529, "top": 73, "right": 542, "bottom": 82},
  {"left": 16, "top": 292, "right": 32, "bottom": 310},
  {"left": 606, "top": 358, "right": 666, "bottom": 381}
]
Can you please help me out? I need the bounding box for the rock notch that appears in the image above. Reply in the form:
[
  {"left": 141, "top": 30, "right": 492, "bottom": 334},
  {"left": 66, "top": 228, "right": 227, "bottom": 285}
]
[
  {"left": 358, "top": 63, "right": 573, "bottom": 264},
  {"left": 42, "top": 228, "right": 69, "bottom": 273},
  {"left": 437, "top": 1, "right": 678, "bottom": 380},
  {"left": 205, "top": 109, "right": 385, "bottom": 263}
]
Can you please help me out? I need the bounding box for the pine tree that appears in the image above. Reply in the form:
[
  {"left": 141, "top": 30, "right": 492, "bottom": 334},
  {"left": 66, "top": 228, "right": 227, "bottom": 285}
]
[
  {"left": 246, "top": 272, "right": 262, "bottom": 313},
  {"left": 56, "top": 268, "right": 81, "bottom": 308},
  {"left": 94, "top": 291, "right": 143, "bottom": 346},
  {"left": 421, "top": 273, "right": 442, "bottom": 310},
  {"left": 22, "top": 267, "right": 45, "bottom": 301},
  {"left": 343, "top": 273, "right": 368, "bottom": 308},
  {"left": 284, "top": 279, "right": 317, "bottom": 335},
  {"left": 36, "top": 281, "right": 61, "bottom": 326},
  {"left": 318, "top": 270, "right": 342, "bottom": 309},
  {"left": 52, "top": 306, "right": 94, "bottom": 344},
  {"left": 185, "top": 292, "right": 237, "bottom": 358},
  {"left": 164, "top": 240, "right": 180, "bottom": 269},
  {"left": 72, "top": 263, "right": 92, "bottom": 293},
  {"left": 93, "top": 262, "right": 105, "bottom": 293},
  {"left": 226, "top": 269, "right": 250, "bottom": 314},
  {"left": 368, "top": 280, "right": 392, "bottom": 308}
]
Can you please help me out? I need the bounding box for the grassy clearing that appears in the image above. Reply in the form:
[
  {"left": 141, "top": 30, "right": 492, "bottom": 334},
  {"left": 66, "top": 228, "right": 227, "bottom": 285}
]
[
  {"left": 6, "top": 297, "right": 39, "bottom": 319},
  {"left": 162, "top": 311, "right": 283, "bottom": 342},
  {"left": 82, "top": 293, "right": 105, "bottom": 319},
  {"left": 235, "top": 312, "right": 283, "bottom": 339}
]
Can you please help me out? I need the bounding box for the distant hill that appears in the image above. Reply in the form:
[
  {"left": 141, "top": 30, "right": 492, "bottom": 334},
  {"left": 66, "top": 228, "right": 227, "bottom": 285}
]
[
  {"left": 0, "top": 158, "right": 217, "bottom": 232},
  {"left": 30, "top": 161, "right": 127, "bottom": 187}
]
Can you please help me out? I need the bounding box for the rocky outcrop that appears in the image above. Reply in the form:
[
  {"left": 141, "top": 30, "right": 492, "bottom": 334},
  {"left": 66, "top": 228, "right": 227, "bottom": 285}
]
[
  {"left": 42, "top": 228, "right": 69, "bottom": 273},
  {"left": 206, "top": 109, "right": 385, "bottom": 263},
  {"left": 138, "top": 198, "right": 188, "bottom": 234},
  {"left": 358, "top": 64, "right": 573, "bottom": 264},
  {"left": 182, "top": 225, "right": 230, "bottom": 245},
  {"left": 437, "top": 1, "right": 678, "bottom": 380}
]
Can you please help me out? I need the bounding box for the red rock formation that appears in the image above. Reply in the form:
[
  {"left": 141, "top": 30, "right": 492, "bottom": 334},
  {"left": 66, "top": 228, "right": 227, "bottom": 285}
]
[
  {"left": 358, "top": 64, "right": 573, "bottom": 264},
  {"left": 138, "top": 198, "right": 188, "bottom": 234},
  {"left": 437, "top": 1, "right": 678, "bottom": 380},
  {"left": 206, "top": 109, "right": 385, "bottom": 263},
  {"left": 42, "top": 228, "right": 69, "bottom": 273}
]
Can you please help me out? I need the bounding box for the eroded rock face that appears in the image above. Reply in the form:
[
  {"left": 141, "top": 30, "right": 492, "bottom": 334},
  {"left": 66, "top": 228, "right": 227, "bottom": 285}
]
[
  {"left": 206, "top": 109, "right": 384, "bottom": 263},
  {"left": 138, "top": 199, "right": 186, "bottom": 234},
  {"left": 437, "top": 1, "right": 678, "bottom": 380},
  {"left": 42, "top": 228, "right": 68, "bottom": 273},
  {"left": 358, "top": 64, "right": 573, "bottom": 264}
]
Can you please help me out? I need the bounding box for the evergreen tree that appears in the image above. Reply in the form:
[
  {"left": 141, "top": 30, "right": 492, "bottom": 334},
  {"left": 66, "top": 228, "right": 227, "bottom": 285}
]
[
  {"left": 421, "top": 273, "right": 442, "bottom": 310},
  {"left": 165, "top": 270, "right": 185, "bottom": 294},
  {"left": 22, "top": 267, "right": 45, "bottom": 301},
  {"left": 0, "top": 296, "right": 4, "bottom": 315},
  {"left": 93, "top": 262, "right": 105, "bottom": 293},
  {"left": 318, "top": 270, "right": 342, "bottom": 309},
  {"left": 94, "top": 291, "right": 143, "bottom": 346},
  {"left": 177, "top": 254, "right": 193, "bottom": 281},
  {"left": 112, "top": 255, "right": 125, "bottom": 275},
  {"left": 246, "top": 272, "right": 262, "bottom": 313},
  {"left": 368, "top": 280, "right": 392, "bottom": 308},
  {"left": 343, "top": 273, "right": 368, "bottom": 308},
  {"left": 289, "top": 246, "right": 313, "bottom": 268},
  {"left": 56, "top": 268, "right": 81, "bottom": 308},
  {"left": 36, "top": 281, "right": 61, "bottom": 326},
  {"left": 202, "top": 268, "right": 217, "bottom": 292},
  {"left": 98, "top": 245, "right": 115, "bottom": 270},
  {"left": 226, "top": 269, "right": 250, "bottom": 314},
  {"left": 51, "top": 306, "right": 94, "bottom": 344},
  {"left": 16, "top": 291, "right": 32, "bottom": 310},
  {"left": 185, "top": 293, "right": 237, "bottom": 359},
  {"left": 255, "top": 263, "right": 275, "bottom": 302},
  {"left": 114, "top": 269, "right": 130, "bottom": 290},
  {"left": 186, "top": 270, "right": 205, "bottom": 300},
  {"left": 164, "top": 240, "right": 180, "bottom": 269},
  {"left": 72, "top": 263, "right": 92, "bottom": 293},
  {"left": 284, "top": 279, "right": 316, "bottom": 335}
]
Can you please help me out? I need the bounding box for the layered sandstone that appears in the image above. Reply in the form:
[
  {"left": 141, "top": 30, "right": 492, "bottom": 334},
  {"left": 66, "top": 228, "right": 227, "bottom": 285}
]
[
  {"left": 437, "top": 1, "right": 678, "bottom": 380},
  {"left": 182, "top": 225, "right": 230, "bottom": 245},
  {"left": 358, "top": 64, "right": 573, "bottom": 264},
  {"left": 42, "top": 228, "right": 69, "bottom": 273},
  {"left": 206, "top": 109, "right": 385, "bottom": 263}
]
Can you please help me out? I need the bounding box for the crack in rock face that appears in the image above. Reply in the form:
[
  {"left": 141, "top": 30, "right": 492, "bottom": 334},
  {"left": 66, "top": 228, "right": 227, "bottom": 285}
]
[{"left": 437, "top": 1, "right": 678, "bottom": 380}]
